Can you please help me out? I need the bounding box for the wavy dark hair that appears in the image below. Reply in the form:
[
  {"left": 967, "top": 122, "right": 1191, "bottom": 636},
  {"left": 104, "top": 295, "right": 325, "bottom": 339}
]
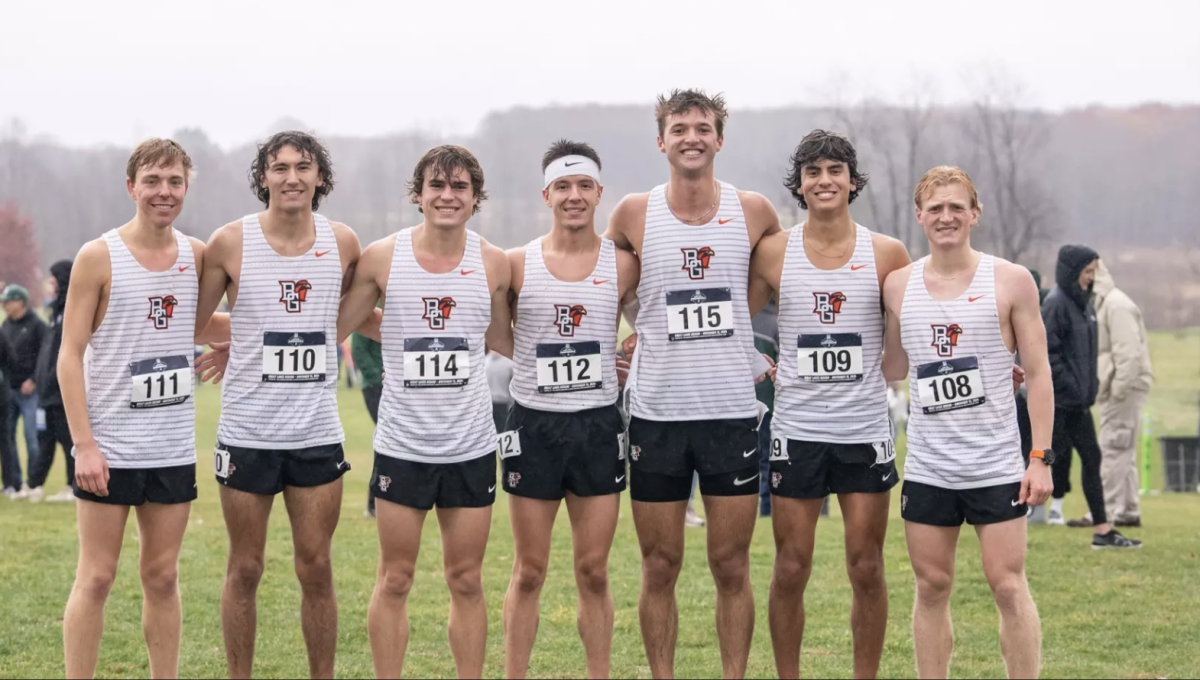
[
  {"left": 249, "top": 131, "right": 335, "bottom": 210},
  {"left": 541, "top": 139, "right": 602, "bottom": 172},
  {"left": 655, "top": 89, "right": 728, "bottom": 138},
  {"left": 783, "top": 129, "right": 869, "bottom": 209},
  {"left": 407, "top": 145, "right": 488, "bottom": 215}
]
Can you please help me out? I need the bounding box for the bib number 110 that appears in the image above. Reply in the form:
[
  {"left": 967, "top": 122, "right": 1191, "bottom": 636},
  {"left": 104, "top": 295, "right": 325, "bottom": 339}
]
[{"left": 272, "top": 347, "right": 317, "bottom": 374}]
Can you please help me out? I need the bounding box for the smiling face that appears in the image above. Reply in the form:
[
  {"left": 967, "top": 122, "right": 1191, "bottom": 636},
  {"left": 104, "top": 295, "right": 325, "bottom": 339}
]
[
  {"left": 127, "top": 160, "right": 188, "bottom": 228},
  {"left": 657, "top": 107, "right": 723, "bottom": 175},
  {"left": 799, "top": 158, "right": 855, "bottom": 215},
  {"left": 261, "top": 144, "right": 323, "bottom": 214},
  {"left": 916, "top": 182, "right": 980, "bottom": 249},
  {"left": 419, "top": 166, "right": 476, "bottom": 230},
  {"left": 544, "top": 175, "right": 602, "bottom": 231}
]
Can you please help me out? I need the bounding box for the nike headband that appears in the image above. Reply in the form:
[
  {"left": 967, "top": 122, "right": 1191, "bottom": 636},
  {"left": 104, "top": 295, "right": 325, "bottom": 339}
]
[{"left": 543, "top": 155, "right": 602, "bottom": 189}]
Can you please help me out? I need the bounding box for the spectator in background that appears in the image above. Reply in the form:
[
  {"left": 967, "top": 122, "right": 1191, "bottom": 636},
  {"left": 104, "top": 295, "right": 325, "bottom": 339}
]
[
  {"left": 1092, "top": 259, "right": 1153, "bottom": 527},
  {"left": 0, "top": 325, "right": 17, "bottom": 497},
  {"left": 353, "top": 329, "right": 384, "bottom": 518},
  {"left": 2, "top": 284, "right": 47, "bottom": 498},
  {"left": 753, "top": 297, "right": 779, "bottom": 518},
  {"left": 25, "top": 261, "right": 75, "bottom": 502},
  {"left": 1042, "top": 245, "right": 1141, "bottom": 548}
]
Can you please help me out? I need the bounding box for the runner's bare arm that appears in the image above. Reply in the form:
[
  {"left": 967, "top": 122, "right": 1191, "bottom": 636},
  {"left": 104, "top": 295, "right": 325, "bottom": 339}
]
[
  {"left": 615, "top": 247, "right": 641, "bottom": 317},
  {"left": 739, "top": 190, "right": 783, "bottom": 248},
  {"left": 748, "top": 230, "right": 786, "bottom": 317},
  {"left": 602, "top": 194, "right": 646, "bottom": 253},
  {"left": 881, "top": 264, "right": 912, "bottom": 383},
  {"left": 506, "top": 246, "right": 527, "bottom": 318},
  {"left": 59, "top": 239, "right": 111, "bottom": 495},
  {"left": 190, "top": 238, "right": 230, "bottom": 345},
  {"left": 337, "top": 236, "right": 389, "bottom": 344},
  {"left": 195, "top": 223, "right": 237, "bottom": 341},
  {"left": 872, "top": 233, "right": 913, "bottom": 287},
  {"left": 1004, "top": 262, "right": 1054, "bottom": 504},
  {"left": 484, "top": 241, "right": 514, "bottom": 359}
]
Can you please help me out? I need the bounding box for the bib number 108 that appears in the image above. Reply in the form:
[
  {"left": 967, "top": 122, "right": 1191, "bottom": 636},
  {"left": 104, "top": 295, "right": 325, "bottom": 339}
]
[{"left": 926, "top": 374, "right": 973, "bottom": 403}]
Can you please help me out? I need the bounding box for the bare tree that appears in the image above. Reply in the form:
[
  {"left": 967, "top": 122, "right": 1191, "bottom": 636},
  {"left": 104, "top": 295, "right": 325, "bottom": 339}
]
[{"left": 958, "top": 68, "right": 1058, "bottom": 265}]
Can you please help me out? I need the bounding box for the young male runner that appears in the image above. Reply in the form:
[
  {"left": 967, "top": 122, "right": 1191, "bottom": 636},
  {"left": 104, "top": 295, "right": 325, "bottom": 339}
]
[
  {"left": 60, "top": 139, "right": 227, "bottom": 679},
  {"left": 500, "top": 140, "right": 639, "bottom": 679},
  {"left": 337, "top": 145, "right": 512, "bottom": 679},
  {"left": 196, "top": 131, "right": 362, "bottom": 679},
  {"left": 881, "top": 166, "right": 1054, "bottom": 678},
  {"left": 748, "top": 130, "right": 910, "bottom": 679},
  {"left": 604, "top": 89, "right": 781, "bottom": 679}
]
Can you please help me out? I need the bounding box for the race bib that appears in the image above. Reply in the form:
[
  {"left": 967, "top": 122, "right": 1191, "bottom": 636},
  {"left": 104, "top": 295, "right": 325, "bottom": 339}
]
[
  {"left": 129, "top": 355, "right": 192, "bottom": 409},
  {"left": 666, "top": 288, "right": 735, "bottom": 341},
  {"left": 213, "top": 448, "right": 231, "bottom": 479},
  {"left": 404, "top": 337, "right": 470, "bottom": 388},
  {"left": 796, "top": 333, "right": 864, "bottom": 383},
  {"left": 497, "top": 430, "right": 522, "bottom": 459},
  {"left": 261, "top": 332, "right": 327, "bottom": 383},
  {"left": 769, "top": 435, "right": 789, "bottom": 462},
  {"left": 536, "top": 341, "right": 602, "bottom": 393},
  {"left": 916, "top": 356, "right": 987, "bottom": 414}
]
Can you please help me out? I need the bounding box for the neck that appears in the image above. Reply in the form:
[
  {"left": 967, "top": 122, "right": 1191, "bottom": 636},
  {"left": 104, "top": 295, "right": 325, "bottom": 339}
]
[
  {"left": 928, "top": 241, "right": 978, "bottom": 275},
  {"left": 804, "top": 210, "right": 855, "bottom": 244},
  {"left": 127, "top": 214, "right": 176, "bottom": 248},
  {"left": 265, "top": 205, "right": 313, "bottom": 235},
  {"left": 547, "top": 223, "right": 598, "bottom": 254},
  {"left": 415, "top": 222, "right": 467, "bottom": 257},
  {"left": 666, "top": 167, "right": 719, "bottom": 214}
]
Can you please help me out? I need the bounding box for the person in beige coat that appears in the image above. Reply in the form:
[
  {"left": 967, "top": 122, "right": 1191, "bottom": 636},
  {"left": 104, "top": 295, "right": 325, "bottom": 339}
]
[{"left": 1092, "top": 260, "right": 1154, "bottom": 527}]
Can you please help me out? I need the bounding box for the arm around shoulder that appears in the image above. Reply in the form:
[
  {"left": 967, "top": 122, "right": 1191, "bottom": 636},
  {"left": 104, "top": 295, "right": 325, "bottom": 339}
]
[
  {"left": 483, "top": 241, "right": 514, "bottom": 358},
  {"left": 880, "top": 265, "right": 912, "bottom": 383}
]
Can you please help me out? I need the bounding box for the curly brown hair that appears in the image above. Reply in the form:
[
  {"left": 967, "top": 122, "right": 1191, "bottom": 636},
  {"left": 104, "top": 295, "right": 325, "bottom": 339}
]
[
  {"left": 249, "top": 131, "right": 335, "bottom": 210},
  {"left": 654, "top": 89, "right": 728, "bottom": 138},
  {"left": 783, "top": 130, "right": 869, "bottom": 209},
  {"left": 406, "top": 145, "right": 488, "bottom": 215}
]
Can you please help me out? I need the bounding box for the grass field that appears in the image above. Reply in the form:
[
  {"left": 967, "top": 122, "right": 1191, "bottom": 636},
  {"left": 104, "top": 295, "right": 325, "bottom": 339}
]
[{"left": 1, "top": 329, "right": 1198, "bottom": 679}]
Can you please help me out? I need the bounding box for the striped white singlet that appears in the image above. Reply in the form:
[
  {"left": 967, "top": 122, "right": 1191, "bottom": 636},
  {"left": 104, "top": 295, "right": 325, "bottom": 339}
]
[
  {"left": 509, "top": 237, "right": 620, "bottom": 412},
  {"left": 627, "top": 182, "right": 758, "bottom": 421},
  {"left": 216, "top": 213, "right": 345, "bottom": 449},
  {"left": 373, "top": 228, "right": 496, "bottom": 464},
  {"left": 900, "top": 254, "right": 1023, "bottom": 489},
  {"left": 773, "top": 224, "right": 890, "bottom": 444},
  {"left": 84, "top": 229, "right": 197, "bottom": 469}
]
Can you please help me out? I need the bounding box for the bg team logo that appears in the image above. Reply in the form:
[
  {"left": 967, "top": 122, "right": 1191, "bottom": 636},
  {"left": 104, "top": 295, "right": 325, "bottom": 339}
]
[
  {"left": 553, "top": 304, "right": 587, "bottom": 337},
  {"left": 147, "top": 295, "right": 178, "bottom": 330},
  {"left": 812, "top": 292, "right": 847, "bottom": 324},
  {"left": 422, "top": 297, "right": 457, "bottom": 330},
  {"left": 378, "top": 476, "right": 392, "bottom": 493},
  {"left": 279, "top": 280, "right": 312, "bottom": 313},
  {"left": 930, "top": 324, "right": 964, "bottom": 358},
  {"left": 681, "top": 246, "right": 715, "bottom": 280}
]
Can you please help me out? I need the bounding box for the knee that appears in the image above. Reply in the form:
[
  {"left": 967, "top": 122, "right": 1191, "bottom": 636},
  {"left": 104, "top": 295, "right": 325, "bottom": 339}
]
[
  {"left": 574, "top": 556, "right": 609, "bottom": 599},
  {"left": 641, "top": 548, "right": 683, "bottom": 593},
  {"left": 846, "top": 549, "right": 886, "bottom": 594},
  {"left": 444, "top": 564, "right": 484, "bottom": 602},
  {"left": 377, "top": 565, "right": 415, "bottom": 601},
  {"left": 512, "top": 558, "right": 548, "bottom": 596},
  {"left": 915, "top": 570, "right": 954, "bottom": 606},
  {"left": 74, "top": 566, "right": 118, "bottom": 603},
  {"left": 772, "top": 550, "right": 813, "bottom": 593},
  {"left": 989, "top": 575, "right": 1030, "bottom": 614},
  {"left": 140, "top": 562, "right": 179, "bottom": 602},
  {"left": 294, "top": 551, "right": 333, "bottom": 593},
  {"left": 226, "top": 555, "right": 265, "bottom": 595},
  {"left": 708, "top": 547, "right": 750, "bottom": 595}
]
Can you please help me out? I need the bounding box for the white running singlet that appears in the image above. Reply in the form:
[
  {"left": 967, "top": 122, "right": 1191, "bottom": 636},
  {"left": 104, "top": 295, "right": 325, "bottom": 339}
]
[
  {"left": 509, "top": 237, "right": 621, "bottom": 411},
  {"left": 627, "top": 182, "right": 758, "bottom": 421},
  {"left": 84, "top": 229, "right": 198, "bottom": 469},
  {"left": 217, "top": 213, "right": 345, "bottom": 449},
  {"left": 900, "top": 254, "right": 1023, "bottom": 489},
  {"left": 374, "top": 228, "right": 497, "bottom": 464},
  {"left": 773, "top": 224, "right": 890, "bottom": 444}
]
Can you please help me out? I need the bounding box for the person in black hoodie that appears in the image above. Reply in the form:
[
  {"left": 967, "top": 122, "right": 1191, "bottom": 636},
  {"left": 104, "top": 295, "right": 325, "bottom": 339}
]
[
  {"left": 0, "top": 323, "right": 17, "bottom": 495},
  {"left": 26, "top": 261, "right": 75, "bottom": 500},
  {"left": 1041, "top": 244, "right": 1141, "bottom": 548}
]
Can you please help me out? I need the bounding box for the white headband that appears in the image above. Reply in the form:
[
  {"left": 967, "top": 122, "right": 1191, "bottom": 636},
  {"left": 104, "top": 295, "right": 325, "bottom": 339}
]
[{"left": 543, "top": 155, "right": 602, "bottom": 189}]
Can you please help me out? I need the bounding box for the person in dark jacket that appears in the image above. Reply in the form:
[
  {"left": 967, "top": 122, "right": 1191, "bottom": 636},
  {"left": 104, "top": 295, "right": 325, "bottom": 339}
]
[
  {"left": 26, "top": 261, "right": 75, "bottom": 500},
  {"left": 2, "top": 283, "right": 48, "bottom": 495},
  {"left": 0, "top": 326, "right": 18, "bottom": 495},
  {"left": 1041, "top": 245, "right": 1140, "bottom": 548}
]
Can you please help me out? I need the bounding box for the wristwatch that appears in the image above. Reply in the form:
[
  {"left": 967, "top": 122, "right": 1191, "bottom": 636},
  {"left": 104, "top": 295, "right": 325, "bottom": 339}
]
[{"left": 1030, "top": 448, "right": 1056, "bottom": 466}]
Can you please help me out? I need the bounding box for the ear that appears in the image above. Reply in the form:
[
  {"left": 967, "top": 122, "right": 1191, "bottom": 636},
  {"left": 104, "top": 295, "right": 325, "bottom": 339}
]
[
  {"left": 542, "top": 187, "right": 551, "bottom": 207},
  {"left": 127, "top": 177, "right": 137, "bottom": 200},
  {"left": 595, "top": 185, "right": 604, "bottom": 204},
  {"left": 657, "top": 136, "right": 666, "bottom": 154}
]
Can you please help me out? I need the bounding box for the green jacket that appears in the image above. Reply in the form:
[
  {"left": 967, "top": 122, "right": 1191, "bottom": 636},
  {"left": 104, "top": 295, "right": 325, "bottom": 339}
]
[{"left": 351, "top": 332, "right": 383, "bottom": 389}]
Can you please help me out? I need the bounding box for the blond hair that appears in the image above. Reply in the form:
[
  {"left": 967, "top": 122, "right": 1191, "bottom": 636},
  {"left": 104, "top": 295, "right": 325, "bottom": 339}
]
[
  {"left": 914, "top": 165, "right": 982, "bottom": 214},
  {"left": 126, "top": 138, "right": 193, "bottom": 184}
]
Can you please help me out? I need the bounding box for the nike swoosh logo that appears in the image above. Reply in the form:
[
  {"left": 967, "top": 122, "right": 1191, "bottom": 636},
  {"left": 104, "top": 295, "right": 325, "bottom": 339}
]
[
  {"left": 488, "top": 485, "right": 496, "bottom": 493},
  {"left": 593, "top": 278, "right": 608, "bottom": 285},
  {"left": 969, "top": 295, "right": 986, "bottom": 302},
  {"left": 1011, "top": 500, "right": 1021, "bottom": 507},
  {"left": 850, "top": 264, "right": 867, "bottom": 271},
  {"left": 315, "top": 250, "right": 331, "bottom": 258},
  {"left": 564, "top": 161, "right": 583, "bottom": 167},
  {"left": 461, "top": 269, "right": 476, "bottom": 276},
  {"left": 615, "top": 475, "right": 625, "bottom": 483},
  {"left": 742, "top": 449, "right": 757, "bottom": 458},
  {"left": 882, "top": 472, "right": 893, "bottom": 481},
  {"left": 733, "top": 475, "right": 759, "bottom": 486},
  {"left": 718, "top": 218, "right": 733, "bottom": 225},
  {"left": 178, "top": 266, "right": 190, "bottom": 272}
]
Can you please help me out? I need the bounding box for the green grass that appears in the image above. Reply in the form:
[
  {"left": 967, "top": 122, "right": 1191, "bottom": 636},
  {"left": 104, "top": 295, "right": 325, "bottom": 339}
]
[{"left": 2, "top": 330, "right": 1199, "bottom": 679}]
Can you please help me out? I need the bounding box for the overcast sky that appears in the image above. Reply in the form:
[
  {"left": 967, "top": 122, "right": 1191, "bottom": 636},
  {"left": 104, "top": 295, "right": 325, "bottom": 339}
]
[{"left": 2, "top": 0, "right": 1197, "bottom": 149}]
